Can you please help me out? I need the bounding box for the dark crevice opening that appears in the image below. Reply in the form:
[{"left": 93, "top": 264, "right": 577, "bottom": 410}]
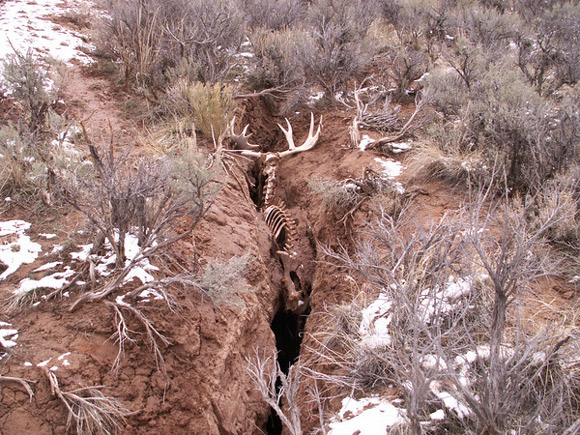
[
  {"left": 266, "top": 305, "right": 307, "bottom": 435},
  {"left": 249, "top": 158, "right": 264, "bottom": 209},
  {"left": 271, "top": 308, "right": 302, "bottom": 374},
  {"left": 266, "top": 408, "right": 283, "bottom": 435}
]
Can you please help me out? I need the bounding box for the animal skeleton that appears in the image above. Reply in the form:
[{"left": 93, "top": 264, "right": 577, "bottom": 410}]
[{"left": 225, "top": 113, "right": 322, "bottom": 312}]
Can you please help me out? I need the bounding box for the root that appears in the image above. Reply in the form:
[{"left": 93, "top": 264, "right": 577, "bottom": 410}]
[
  {"left": 44, "top": 369, "right": 130, "bottom": 435},
  {"left": 106, "top": 301, "right": 171, "bottom": 376},
  {"left": 0, "top": 375, "right": 35, "bottom": 401}
]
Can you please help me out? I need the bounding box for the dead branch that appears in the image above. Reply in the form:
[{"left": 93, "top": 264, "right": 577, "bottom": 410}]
[
  {"left": 246, "top": 349, "right": 302, "bottom": 435},
  {"left": 0, "top": 375, "right": 35, "bottom": 401},
  {"left": 368, "top": 92, "right": 428, "bottom": 149}
]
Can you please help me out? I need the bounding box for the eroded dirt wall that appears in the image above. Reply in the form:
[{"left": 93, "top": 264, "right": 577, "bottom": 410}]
[{"left": 0, "top": 171, "right": 282, "bottom": 434}]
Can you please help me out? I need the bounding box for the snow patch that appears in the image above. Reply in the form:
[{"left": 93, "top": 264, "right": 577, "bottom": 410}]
[
  {"left": 57, "top": 352, "right": 71, "bottom": 361},
  {"left": 359, "top": 294, "right": 392, "bottom": 348},
  {"left": 308, "top": 91, "right": 325, "bottom": 104},
  {"left": 374, "top": 157, "right": 404, "bottom": 179},
  {"left": 0, "top": 220, "right": 43, "bottom": 280},
  {"left": 329, "top": 396, "right": 406, "bottom": 434},
  {"left": 358, "top": 135, "right": 375, "bottom": 151},
  {"left": 33, "top": 261, "right": 63, "bottom": 272},
  {"left": 430, "top": 409, "right": 445, "bottom": 421},
  {"left": 0, "top": 0, "right": 95, "bottom": 66},
  {"left": 431, "top": 389, "right": 471, "bottom": 419},
  {"left": 0, "top": 323, "right": 18, "bottom": 348},
  {"left": 138, "top": 289, "right": 164, "bottom": 302},
  {"left": 418, "top": 276, "right": 473, "bottom": 323},
  {"left": 71, "top": 232, "right": 158, "bottom": 285},
  {"left": 70, "top": 243, "right": 92, "bottom": 261},
  {"left": 39, "top": 233, "right": 57, "bottom": 239},
  {"left": 390, "top": 141, "right": 413, "bottom": 153},
  {"left": 14, "top": 267, "right": 75, "bottom": 295},
  {"left": 37, "top": 358, "right": 52, "bottom": 367}
]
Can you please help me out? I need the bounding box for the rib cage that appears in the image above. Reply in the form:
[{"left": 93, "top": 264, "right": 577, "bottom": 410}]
[{"left": 264, "top": 204, "right": 297, "bottom": 254}]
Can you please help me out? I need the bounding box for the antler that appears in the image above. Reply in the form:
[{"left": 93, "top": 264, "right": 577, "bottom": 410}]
[
  {"left": 277, "top": 112, "right": 323, "bottom": 158},
  {"left": 224, "top": 112, "right": 322, "bottom": 159},
  {"left": 228, "top": 116, "right": 261, "bottom": 151}
]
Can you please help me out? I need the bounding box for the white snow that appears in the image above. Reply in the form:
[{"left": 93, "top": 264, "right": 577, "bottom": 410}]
[
  {"left": 390, "top": 142, "right": 413, "bottom": 153},
  {"left": 33, "top": 261, "right": 63, "bottom": 272},
  {"left": 37, "top": 357, "right": 52, "bottom": 367},
  {"left": 421, "top": 354, "right": 447, "bottom": 371},
  {"left": 23, "top": 361, "right": 33, "bottom": 367},
  {"left": 359, "top": 294, "right": 392, "bottom": 348},
  {"left": 329, "top": 396, "right": 406, "bottom": 434},
  {"left": 358, "top": 134, "right": 375, "bottom": 151},
  {"left": 374, "top": 157, "right": 404, "bottom": 179},
  {"left": 308, "top": 91, "right": 325, "bottom": 104},
  {"left": 0, "top": 0, "right": 95, "bottom": 65},
  {"left": 115, "top": 294, "right": 130, "bottom": 307},
  {"left": 431, "top": 389, "right": 471, "bottom": 419},
  {"left": 70, "top": 243, "right": 92, "bottom": 261},
  {"left": 14, "top": 267, "right": 75, "bottom": 295},
  {"left": 430, "top": 409, "right": 445, "bottom": 421},
  {"left": 0, "top": 220, "right": 43, "bottom": 280},
  {"left": 72, "top": 232, "right": 158, "bottom": 285},
  {"left": 49, "top": 245, "right": 64, "bottom": 255},
  {"left": 39, "top": 233, "right": 57, "bottom": 239},
  {"left": 138, "top": 289, "right": 163, "bottom": 302},
  {"left": 418, "top": 276, "right": 473, "bottom": 323},
  {"left": 0, "top": 323, "right": 18, "bottom": 348},
  {"left": 57, "top": 352, "right": 71, "bottom": 361}
]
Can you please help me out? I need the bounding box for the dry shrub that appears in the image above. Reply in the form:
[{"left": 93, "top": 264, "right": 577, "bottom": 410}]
[
  {"left": 96, "top": 0, "right": 164, "bottom": 89},
  {"left": 302, "top": 0, "right": 382, "bottom": 101},
  {"left": 247, "top": 29, "right": 309, "bottom": 95},
  {"left": 308, "top": 178, "right": 362, "bottom": 214},
  {"left": 423, "top": 62, "right": 580, "bottom": 194},
  {"left": 243, "top": 0, "right": 305, "bottom": 30},
  {"left": 376, "top": 45, "right": 428, "bottom": 101},
  {"left": 164, "top": 80, "right": 235, "bottom": 140},
  {"left": 97, "top": 0, "right": 245, "bottom": 89},
  {"left": 423, "top": 66, "right": 470, "bottom": 116},
  {"left": 193, "top": 255, "right": 254, "bottom": 306},
  {"left": 308, "top": 197, "right": 580, "bottom": 432},
  {"left": 303, "top": 295, "right": 395, "bottom": 392},
  {"left": 2, "top": 49, "right": 61, "bottom": 132}
]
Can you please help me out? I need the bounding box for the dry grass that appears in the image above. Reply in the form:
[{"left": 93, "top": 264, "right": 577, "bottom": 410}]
[
  {"left": 406, "top": 141, "right": 490, "bottom": 188},
  {"left": 5, "top": 287, "right": 49, "bottom": 313},
  {"left": 302, "top": 294, "right": 394, "bottom": 392}
]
